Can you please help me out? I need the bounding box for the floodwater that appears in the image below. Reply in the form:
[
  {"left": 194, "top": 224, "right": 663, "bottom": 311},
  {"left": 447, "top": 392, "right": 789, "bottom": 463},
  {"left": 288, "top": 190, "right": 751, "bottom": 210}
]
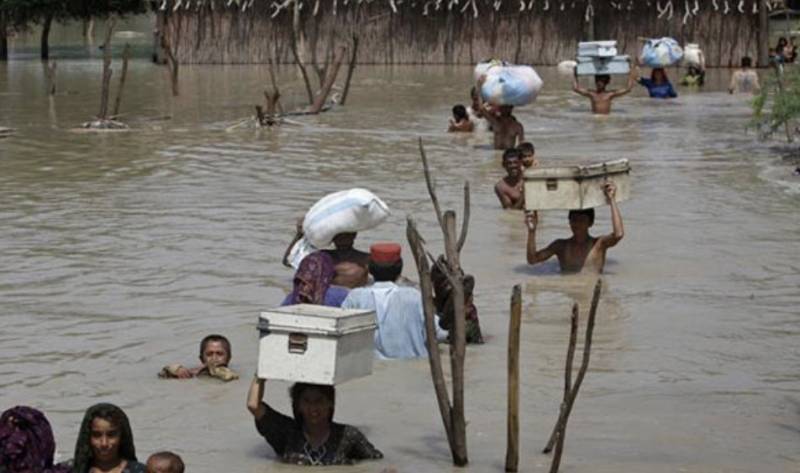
[{"left": 1, "top": 21, "right": 799, "bottom": 473}]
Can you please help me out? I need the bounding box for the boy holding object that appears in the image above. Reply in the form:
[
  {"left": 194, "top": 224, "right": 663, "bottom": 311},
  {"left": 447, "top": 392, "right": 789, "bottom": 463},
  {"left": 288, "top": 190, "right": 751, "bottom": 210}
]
[
  {"left": 572, "top": 61, "right": 638, "bottom": 115},
  {"left": 525, "top": 182, "right": 624, "bottom": 274}
]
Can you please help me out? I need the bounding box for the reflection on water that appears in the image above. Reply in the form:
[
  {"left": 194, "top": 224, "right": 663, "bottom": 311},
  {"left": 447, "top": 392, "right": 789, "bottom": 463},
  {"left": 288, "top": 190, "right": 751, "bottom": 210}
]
[{"left": 1, "top": 43, "right": 799, "bottom": 472}]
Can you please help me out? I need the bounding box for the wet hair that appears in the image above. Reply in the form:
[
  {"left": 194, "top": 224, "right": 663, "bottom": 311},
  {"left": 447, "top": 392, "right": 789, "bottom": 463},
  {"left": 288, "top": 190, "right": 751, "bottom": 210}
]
[
  {"left": 147, "top": 451, "right": 185, "bottom": 473},
  {"left": 199, "top": 334, "right": 231, "bottom": 363},
  {"left": 518, "top": 142, "right": 535, "bottom": 156},
  {"left": 502, "top": 148, "right": 522, "bottom": 162},
  {"left": 595, "top": 74, "right": 611, "bottom": 83},
  {"left": 73, "top": 403, "right": 137, "bottom": 473},
  {"left": 568, "top": 208, "right": 595, "bottom": 226},
  {"left": 289, "top": 383, "right": 336, "bottom": 427},
  {"left": 452, "top": 104, "right": 468, "bottom": 121},
  {"left": 369, "top": 260, "right": 403, "bottom": 282},
  {"left": 741, "top": 56, "right": 752, "bottom": 68}
]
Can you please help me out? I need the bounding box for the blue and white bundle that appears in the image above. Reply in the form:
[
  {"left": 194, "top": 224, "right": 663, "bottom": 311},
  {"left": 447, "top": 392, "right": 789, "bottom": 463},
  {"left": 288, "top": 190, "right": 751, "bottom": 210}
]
[
  {"left": 476, "top": 62, "right": 543, "bottom": 107},
  {"left": 640, "top": 37, "right": 684, "bottom": 68}
]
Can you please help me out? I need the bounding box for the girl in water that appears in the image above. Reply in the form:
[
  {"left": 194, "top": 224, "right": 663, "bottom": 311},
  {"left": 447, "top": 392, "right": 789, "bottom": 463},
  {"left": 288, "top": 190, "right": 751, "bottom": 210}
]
[
  {"left": 638, "top": 68, "right": 677, "bottom": 99},
  {"left": 69, "top": 403, "right": 145, "bottom": 473}
]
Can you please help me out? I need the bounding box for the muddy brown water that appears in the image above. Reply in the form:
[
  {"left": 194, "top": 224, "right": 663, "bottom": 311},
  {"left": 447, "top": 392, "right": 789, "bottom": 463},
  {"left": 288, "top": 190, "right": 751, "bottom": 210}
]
[{"left": 1, "top": 24, "right": 799, "bottom": 473}]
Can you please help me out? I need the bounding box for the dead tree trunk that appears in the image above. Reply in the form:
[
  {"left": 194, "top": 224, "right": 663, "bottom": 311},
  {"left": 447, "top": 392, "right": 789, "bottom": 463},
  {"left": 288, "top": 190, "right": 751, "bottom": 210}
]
[
  {"left": 309, "top": 46, "right": 346, "bottom": 113},
  {"left": 161, "top": 36, "right": 180, "bottom": 97},
  {"left": 505, "top": 285, "right": 522, "bottom": 472},
  {"left": 98, "top": 19, "right": 117, "bottom": 120},
  {"left": 112, "top": 44, "right": 131, "bottom": 117},
  {"left": 757, "top": 0, "right": 769, "bottom": 67},
  {"left": 40, "top": 12, "right": 53, "bottom": 61},
  {"left": 340, "top": 33, "right": 359, "bottom": 106},
  {"left": 406, "top": 138, "right": 469, "bottom": 467},
  {"left": 291, "top": 0, "right": 314, "bottom": 104},
  {"left": 0, "top": 12, "right": 8, "bottom": 62}
]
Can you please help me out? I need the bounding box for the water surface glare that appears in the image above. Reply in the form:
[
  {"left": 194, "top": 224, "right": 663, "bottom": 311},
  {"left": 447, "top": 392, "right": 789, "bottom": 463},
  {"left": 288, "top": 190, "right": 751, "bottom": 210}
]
[{"left": 1, "top": 60, "right": 799, "bottom": 473}]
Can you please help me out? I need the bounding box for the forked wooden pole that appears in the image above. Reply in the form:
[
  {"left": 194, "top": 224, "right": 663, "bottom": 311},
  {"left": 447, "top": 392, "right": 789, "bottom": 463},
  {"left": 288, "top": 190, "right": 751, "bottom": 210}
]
[{"left": 545, "top": 279, "right": 603, "bottom": 473}]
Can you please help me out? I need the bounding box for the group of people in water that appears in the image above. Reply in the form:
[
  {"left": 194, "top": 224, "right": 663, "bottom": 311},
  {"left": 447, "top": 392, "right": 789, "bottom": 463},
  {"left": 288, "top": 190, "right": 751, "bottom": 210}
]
[{"left": 2, "top": 44, "right": 773, "bottom": 473}]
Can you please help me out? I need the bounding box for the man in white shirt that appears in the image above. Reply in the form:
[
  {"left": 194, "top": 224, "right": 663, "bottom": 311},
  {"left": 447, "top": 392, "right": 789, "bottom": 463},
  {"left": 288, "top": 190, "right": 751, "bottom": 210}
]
[{"left": 341, "top": 243, "right": 446, "bottom": 359}]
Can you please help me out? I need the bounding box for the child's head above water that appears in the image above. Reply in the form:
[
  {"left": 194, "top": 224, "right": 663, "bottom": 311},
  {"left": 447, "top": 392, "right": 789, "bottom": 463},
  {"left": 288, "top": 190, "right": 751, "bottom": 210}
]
[
  {"left": 452, "top": 104, "right": 468, "bottom": 122},
  {"left": 146, "top": 451, "right": 185, "bottom": 473},
  {"left": 594, "top": 74, "right": 611, "bottom": 90},
  {"left": 517, "top": 142, "right": 536, "bottom": 168},
  {"left": 199, "top": 334, "right": 231, "bottom": 367}
]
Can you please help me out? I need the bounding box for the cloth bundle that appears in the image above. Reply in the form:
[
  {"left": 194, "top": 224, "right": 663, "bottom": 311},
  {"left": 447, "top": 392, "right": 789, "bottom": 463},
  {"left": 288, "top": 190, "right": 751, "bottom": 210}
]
[
  {"left": 475, "top": 60, "right": 543, "bottom": 106},
  {"left": 640, "top": 37, "right": 684, "bottom": 67}
]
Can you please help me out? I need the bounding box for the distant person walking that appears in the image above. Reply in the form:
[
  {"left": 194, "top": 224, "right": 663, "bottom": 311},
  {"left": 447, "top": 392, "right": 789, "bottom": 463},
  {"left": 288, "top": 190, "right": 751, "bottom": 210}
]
[{"left": 729, "top": 57, "right": 761, "bottom": 94}]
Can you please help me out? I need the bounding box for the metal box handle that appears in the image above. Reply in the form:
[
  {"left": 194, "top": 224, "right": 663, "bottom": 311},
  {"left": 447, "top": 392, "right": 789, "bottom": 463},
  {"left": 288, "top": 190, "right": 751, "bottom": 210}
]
[
  {"left": 288, "top": 333, "right": 308, "bottom": 354},
  {"left": 546, "top": 179, "right": 558, "bottom": 191}
]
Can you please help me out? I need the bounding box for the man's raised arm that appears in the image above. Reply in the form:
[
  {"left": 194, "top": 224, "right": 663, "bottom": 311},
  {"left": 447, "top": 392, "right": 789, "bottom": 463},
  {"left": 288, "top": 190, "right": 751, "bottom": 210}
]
[{"left": 598, "top": 182, "right": 624, "bottom": 249}]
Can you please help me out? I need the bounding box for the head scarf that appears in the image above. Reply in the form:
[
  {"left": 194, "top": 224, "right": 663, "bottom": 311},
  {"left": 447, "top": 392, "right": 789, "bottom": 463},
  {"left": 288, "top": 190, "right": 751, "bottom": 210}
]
[
  {"left": 72, "top": 403, "right": 137, "bottom": 473},
  {"left": 0, "top": 406, "right": 71, "bottom": 473},
  {"left": 286, "top": 252, "right": 336, "bottom": 305}
]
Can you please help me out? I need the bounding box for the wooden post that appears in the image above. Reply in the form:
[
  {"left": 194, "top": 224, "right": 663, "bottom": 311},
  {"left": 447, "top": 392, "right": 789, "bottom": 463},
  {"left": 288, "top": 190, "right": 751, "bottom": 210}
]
[
  {"left": 112, "top": 44, "right": 131, "bottom": 117},
  {"left": 291, "top": 0, "right": 314, "bottom": 104},
  {"left": 758, "top": 0, "right": 769, "bottom": 67},
  {"left": 444, "top": 211, "right": 468, "bottom": 466},
  {"left": 545, "top": 279, "right": 602, "bottom": 473},
  {"left": 505, "top": 285, "right": 522, "bottom": 472}
]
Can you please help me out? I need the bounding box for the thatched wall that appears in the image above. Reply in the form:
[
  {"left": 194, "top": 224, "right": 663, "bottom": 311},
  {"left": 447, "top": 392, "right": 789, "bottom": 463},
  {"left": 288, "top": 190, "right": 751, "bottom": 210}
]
[{"left": 157, "top": 0, "right": 767, "bottom": 66}]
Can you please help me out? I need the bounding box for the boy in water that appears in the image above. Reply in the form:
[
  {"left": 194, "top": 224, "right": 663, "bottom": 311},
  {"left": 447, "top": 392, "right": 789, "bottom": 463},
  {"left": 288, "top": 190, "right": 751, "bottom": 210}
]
[
  {"left": 495, "top": 148, "right": 525, "bottom": 210},
  {"left": 729, "top": 57, "right": 761, "bottom": 94},
  {"left": 159, "top": 334, "right": 239, "bottom": 381},
  {"left": 525, "top": 182, "right": 623, "bottom": 273},
  {"left": 476, "top": 76, "right": 525, "bottom": 149},
  {"left": 572, "top": 63, "right": 638, "bottom": 114},
  {"left": 518, "top": 142, "right": 538, "bottom": 168},
  {"left": 448, "top": 104, "right": 475, "bottom": 132},
  {"left": 146, "top": 452, "right": 185, "bottom": 473}
]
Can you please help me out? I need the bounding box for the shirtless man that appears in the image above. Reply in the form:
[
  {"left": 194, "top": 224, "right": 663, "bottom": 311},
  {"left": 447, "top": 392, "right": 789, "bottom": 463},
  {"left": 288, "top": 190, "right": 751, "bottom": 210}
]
[
  {"left": 495, "top": 148, "right": 525, "bottom": 210},
  {"left": 283, "top": 223, "right": 370, "bottom": 288},
  {"left": 525, "top": 182, "right": 623, "bottom": 273},
  {"left": 477, "top": 76, "right": 525, "bottom": 149},
  {"left": 729, "top": 56, "right": 761, "bottom": 94},
  {"left": 572, "top": 64, "right": 637, "bottom": 115}
]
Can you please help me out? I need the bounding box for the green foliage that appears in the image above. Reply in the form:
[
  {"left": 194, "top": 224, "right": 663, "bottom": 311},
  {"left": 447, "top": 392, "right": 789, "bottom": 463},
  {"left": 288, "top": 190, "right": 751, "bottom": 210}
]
[{"left": 751, "top": 65, "right": 800, "bottom": 141}]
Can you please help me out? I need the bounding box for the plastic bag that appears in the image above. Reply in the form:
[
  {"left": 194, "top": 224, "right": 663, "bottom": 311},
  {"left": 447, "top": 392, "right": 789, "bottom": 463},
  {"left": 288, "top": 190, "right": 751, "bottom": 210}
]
[
  {"left": 479, "top": 65, "right": 543, "bottom": 107},
  {"left": 640, "top": 37, "right": 684, "bottom": 68},
  {"left": 302, "top": 188, "right": 390, "bottom": 249}
]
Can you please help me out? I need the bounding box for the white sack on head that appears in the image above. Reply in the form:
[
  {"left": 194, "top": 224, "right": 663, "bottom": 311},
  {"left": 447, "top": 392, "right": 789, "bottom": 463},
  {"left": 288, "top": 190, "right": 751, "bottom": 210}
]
[
  {"left": 640, "top": 37, "right": 684, "bottom": 68},
  {"left": 480, "top": 64, "right": 543, "bottom": 107},
  {"left": 302, "top": 188, "right": 390, "bottom": 249}
]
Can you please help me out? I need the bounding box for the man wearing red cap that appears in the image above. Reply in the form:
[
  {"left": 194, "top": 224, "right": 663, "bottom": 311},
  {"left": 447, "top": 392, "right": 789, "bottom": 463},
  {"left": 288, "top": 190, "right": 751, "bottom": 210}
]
[{"left": 341, "top": 243, "right": 447, "bottom": 359}]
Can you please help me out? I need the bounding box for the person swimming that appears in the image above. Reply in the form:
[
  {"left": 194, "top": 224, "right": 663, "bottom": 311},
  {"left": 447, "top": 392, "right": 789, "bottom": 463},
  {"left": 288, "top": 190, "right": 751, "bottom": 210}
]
[
  {"left": 158, "top": 334, "right": 238, "bottom": 381},
  {"left": 448, "top": 104, "right": 475, "bottom": 132}
]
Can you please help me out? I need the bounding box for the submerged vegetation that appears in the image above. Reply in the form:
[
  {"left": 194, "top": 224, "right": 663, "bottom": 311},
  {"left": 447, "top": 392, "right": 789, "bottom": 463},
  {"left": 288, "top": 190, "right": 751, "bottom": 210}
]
[{"left": 752, "top": 65, "right": 800, "bottom": 142}]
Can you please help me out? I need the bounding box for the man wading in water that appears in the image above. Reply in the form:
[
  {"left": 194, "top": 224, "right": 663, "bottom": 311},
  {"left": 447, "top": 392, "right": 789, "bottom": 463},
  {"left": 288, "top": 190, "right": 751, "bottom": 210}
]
[
  {"left": 525, "top": 182, "right": 623, "bottom": 273},
  {"left": 572, "top": 62, "right": 638, "bottom": 115},
  {"left": 476, "top": 76, "right": 525, "bottom": 150},
  {"left": 495, "top": 148, "right": 525, "bottom": 210}
]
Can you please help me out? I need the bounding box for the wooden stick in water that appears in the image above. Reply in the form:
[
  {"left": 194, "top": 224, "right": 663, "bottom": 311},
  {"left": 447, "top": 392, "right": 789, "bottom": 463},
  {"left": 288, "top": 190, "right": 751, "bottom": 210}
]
[
  {"left": 545, "top": 279, "right": 603, "bottom": 472},
  {"left": 406, "top": 218, "right": 454, "bottom": 445},
  {"left": 505, "top": 284, "right": 522, "bottom": 472}
]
